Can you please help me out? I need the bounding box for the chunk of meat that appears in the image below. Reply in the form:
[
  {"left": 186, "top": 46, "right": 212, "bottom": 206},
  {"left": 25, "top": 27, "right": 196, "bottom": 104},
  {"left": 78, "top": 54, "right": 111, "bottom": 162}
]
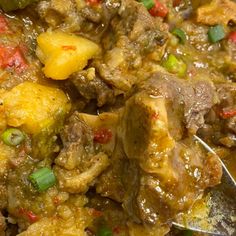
[
  {"left": 196, "top": 0, "right": 236, "bottom": 26},
  {"left": 140, "top": 72, "right": 218, "bottom": 134},
  {"left": 54, "top": 112, "right": 110, "bottom": 193},
  {"left": 198, "top": 82, "right": 236, "bottom": 147},
  {"left": 96, "top": 144, "right": 126, "bottom": 202},
  {"left": 37, "top": 0, "right": 82, "bottom": 31},
  {"left": 70, "top": 69, "right": 115, "bottom": 107},
  {"left": 55, "top": 153, "right": 109, "bottom": 193},
  {"left": 37, "top": 0, "right": 118, "bottom": 40},
  {"left": 119, "top": 74, "right": 222, "bottom": 223},
  {"left": 93, "top": 0, "right": 168, "bottom": 92}
]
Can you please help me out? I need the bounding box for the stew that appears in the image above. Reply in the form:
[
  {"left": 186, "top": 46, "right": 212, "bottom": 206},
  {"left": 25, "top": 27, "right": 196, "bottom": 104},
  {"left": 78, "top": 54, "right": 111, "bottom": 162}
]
[{"left": 0, "top": 0, "right": 235, "bottom": 235}]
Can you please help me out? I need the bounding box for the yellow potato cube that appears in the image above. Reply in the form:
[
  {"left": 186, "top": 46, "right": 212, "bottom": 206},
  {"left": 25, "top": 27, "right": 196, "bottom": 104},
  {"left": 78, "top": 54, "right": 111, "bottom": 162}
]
[
  {"left": 36, "top": 31, "right": 100, "bottom": 80},
  {"left": 2, "top": 82, "right": 71, "bottom": 134}
]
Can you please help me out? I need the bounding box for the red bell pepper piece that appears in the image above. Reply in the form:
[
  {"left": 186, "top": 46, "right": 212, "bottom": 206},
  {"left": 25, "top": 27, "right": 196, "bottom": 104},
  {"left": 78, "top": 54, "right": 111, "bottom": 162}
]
[
  {"left": 0, "top": 46, "right": 28, "bottom": 73},
  {"left": 228, "top": 31, "right": 236, "bottom": 43},
  {"left": 94, "top": 128, "right": 112, "bottom": 144},
  {"left": 19, "top": 208, "right": 39, "bottom": 223},
  {"left": 86, "top": 0, "right": 101, "bottom": 5},
  {"left": 219, "top": 109, "right": 236, "bottom": 119},
  {"left": 6, "top": 47, "right": 28, "bottom": 73},
  {"left": 149, "top": 0, "right": 168, "bottom": 18},
  {"left": 173, "top": 0, "right": 182, "bottom": 7}
]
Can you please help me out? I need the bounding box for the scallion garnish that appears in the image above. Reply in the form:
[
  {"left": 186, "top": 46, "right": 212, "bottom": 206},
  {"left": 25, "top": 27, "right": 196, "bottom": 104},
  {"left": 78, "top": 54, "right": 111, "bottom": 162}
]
[
  {"left": 172, "top": 28, "right": 187, "bottom": 44},
  {"left": 140, "top": 0, "right": 155, "bottom": 10},
  {"left": 1, "top": 128, "right": 25, "bottom": 146},
  {"left": 29, "top": 167, "right": 56, "bottom": 192}
]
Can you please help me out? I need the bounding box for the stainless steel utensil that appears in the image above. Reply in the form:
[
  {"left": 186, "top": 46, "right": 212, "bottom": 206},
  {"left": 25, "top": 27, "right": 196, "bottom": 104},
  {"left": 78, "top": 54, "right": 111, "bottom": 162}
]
[{"left": 172, "top": 135, "right": 236, "bottom": 236}]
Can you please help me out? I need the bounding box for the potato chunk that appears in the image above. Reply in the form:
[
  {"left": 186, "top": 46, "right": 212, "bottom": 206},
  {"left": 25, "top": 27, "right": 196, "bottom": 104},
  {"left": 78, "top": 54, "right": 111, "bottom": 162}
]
[
  {"left": 2, "top": 82, "right": 71, "bottom": 134},
  {"left": 36, "top": 31, "right": 100, "bottom": 80}
]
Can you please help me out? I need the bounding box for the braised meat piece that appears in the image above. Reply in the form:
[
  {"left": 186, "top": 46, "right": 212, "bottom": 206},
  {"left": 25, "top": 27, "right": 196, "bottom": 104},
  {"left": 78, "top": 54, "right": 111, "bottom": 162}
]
[
  {"left": 197, "top": 0, "right": 236, "bottom": 26},
  {"left": 140, "top": 72, "right": 218, "bottom": 135},
  {"left": 70, "top": 69, "right": 115, "bottom": 107},
  {"left": 119, "top": 73, "right": 222, "bottom": 224},
  {"left": 198, "top": 82, "right": 236, "bottom": 147},
  {"left": 94, "top": 0, "right": 168, "bottom": 92},
  {"left": 54, "top": 112, "right": 110, "bottom": 193}
]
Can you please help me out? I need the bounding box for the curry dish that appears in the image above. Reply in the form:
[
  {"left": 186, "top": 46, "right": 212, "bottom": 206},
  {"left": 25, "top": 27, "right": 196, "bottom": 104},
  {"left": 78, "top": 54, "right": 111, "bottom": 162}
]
[{"left": 0, "top": 0, "right": 235, "bottom": 235}]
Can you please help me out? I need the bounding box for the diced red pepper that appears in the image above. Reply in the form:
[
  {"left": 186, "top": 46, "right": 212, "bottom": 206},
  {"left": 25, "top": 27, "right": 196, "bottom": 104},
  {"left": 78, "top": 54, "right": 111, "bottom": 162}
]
[
  {"left": 0, "top": 46, "right": 28, "bottom": 73},
  {"left": 61, "top": 45, "right": 77, "bottom": 51},
  {"left": 149, "top": 0, "right": 168, "bottom": 18},
  {"left": 94, "top": 128, "right": 112, "bottom": 144},
  {"left": 7, "top": 47, "right": 28, "bottom": 73},
  {"left": 19, "top": 208, "right": 39, "bottom": 223},
  {"left": 0, "top": 15, "right": 8, "bottom": 34},
  {"left": 53, "top": 196, "right": 60, "bottom": 205},
  {"left": 228, "top": 31, "right": 236, "bottom": 43},
  {"left": 219, "top": 109, "right": 236, "bottom": 119},
  {"left": 86, "top": 0, "right": 101, "bottom": 5},
  {"left": 151, "top": 111, "right": 159, "bottom": 120},
  {"left": 89, "top": 208, "right": 103, "bottom": 217},
  {"left": 173, "top": 0, "right": 182, "bottom": 7}
]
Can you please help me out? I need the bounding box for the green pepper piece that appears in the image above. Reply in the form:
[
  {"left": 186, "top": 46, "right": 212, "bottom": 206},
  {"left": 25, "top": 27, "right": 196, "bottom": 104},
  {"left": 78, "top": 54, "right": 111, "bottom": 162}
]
[
  {"left": 208, "top": 25, "right": 225, "bottom": 43},
  {"left": 0, "top": 0, "right": 38, "bottom": 12},
  {"left": 140, "top": 0, "right": 155, "bottom": 10},
  {"left": 162, "top": 54, "right": 187, "bottom": 77}
]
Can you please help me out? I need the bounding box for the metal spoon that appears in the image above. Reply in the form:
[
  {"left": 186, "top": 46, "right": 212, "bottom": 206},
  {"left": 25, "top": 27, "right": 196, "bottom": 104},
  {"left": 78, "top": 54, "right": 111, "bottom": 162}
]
[{"left": 173, "top": 135, "right": 236, "bottom": 236}]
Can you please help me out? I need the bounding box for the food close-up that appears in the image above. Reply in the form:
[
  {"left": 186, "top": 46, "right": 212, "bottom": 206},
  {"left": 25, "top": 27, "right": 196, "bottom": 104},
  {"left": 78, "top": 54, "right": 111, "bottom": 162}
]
[{"left": 0, "top": 0, "right": 236, "bottom": 235}]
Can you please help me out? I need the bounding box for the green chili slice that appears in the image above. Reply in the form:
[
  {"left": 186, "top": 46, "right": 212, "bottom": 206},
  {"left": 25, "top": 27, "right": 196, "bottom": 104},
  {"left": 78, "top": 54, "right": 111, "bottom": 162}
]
[
  {"left": 1, "top": 128, "right": 25, "bottom": 146},
  {"left": 29, "top": 167, "right": 56, "bottom": 192}
]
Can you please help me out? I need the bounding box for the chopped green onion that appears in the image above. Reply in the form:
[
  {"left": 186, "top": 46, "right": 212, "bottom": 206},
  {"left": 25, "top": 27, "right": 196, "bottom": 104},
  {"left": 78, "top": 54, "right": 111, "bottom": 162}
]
[
  {"left": 172, "top": 28, "right": 187, "bottom": 44},
  {"left": 1, "top": 128, "right": 25, "bottom": 146},
  {"left": 29, "top": 167, "right": 56, "bottom": 192},
  {"left": 140, "top": 0, "right": 155, "bottom": 10},
  {"left": 162, "top": 54, "right": 187, "bottom": 77},
  {"left": 97, "top": 226, "right": 113, "bottom": 236},
  {"left": 208, "top": 25, "right": 225, "bottom": 43}
]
